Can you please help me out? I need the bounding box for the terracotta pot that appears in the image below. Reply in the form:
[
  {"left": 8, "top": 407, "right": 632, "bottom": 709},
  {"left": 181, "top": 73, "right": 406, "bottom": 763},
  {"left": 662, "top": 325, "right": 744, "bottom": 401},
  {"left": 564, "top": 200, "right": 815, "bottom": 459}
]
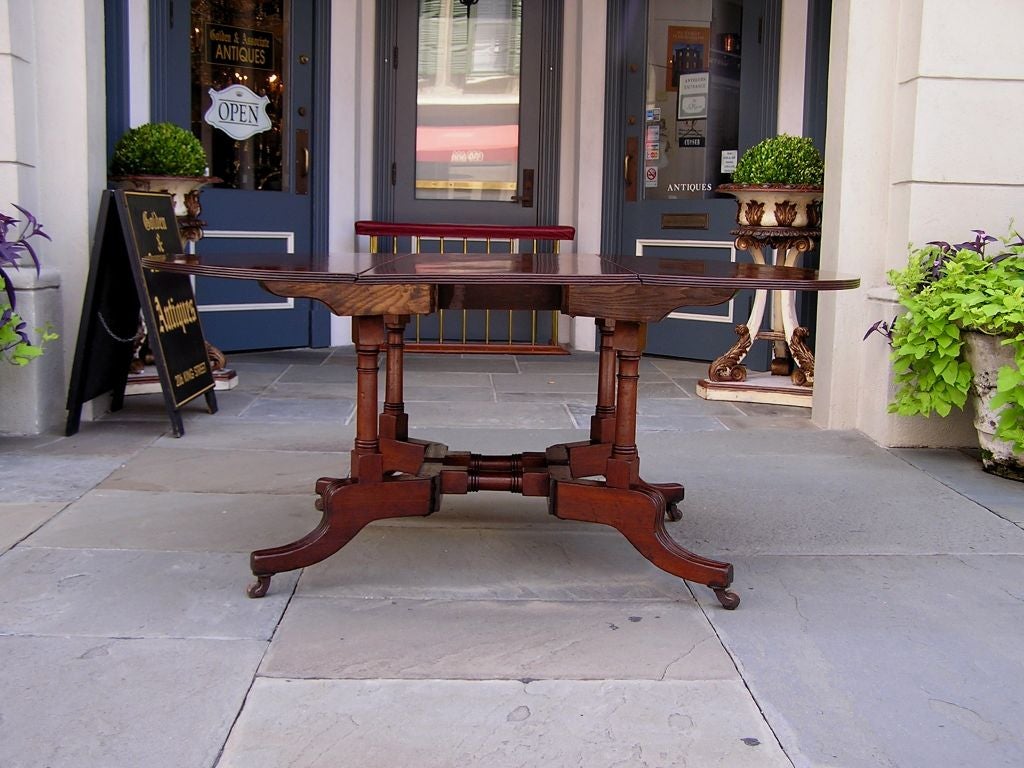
[
  {"left": 962, "top": 330, "right": 1023, "bottom": 481},
  {"left": 717, "top": 183, "right": 823, "bottom": 228}
]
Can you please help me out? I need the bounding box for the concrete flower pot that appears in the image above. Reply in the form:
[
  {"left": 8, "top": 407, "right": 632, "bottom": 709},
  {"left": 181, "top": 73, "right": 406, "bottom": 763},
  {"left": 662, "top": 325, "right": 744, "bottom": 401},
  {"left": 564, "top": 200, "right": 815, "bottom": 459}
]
[{"left": 962, "top": 331, "right": 1024, "bottom": 481}]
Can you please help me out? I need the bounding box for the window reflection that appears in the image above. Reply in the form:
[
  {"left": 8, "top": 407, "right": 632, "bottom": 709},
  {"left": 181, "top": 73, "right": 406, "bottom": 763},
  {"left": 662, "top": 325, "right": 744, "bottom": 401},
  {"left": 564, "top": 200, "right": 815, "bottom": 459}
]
[
  {"left": 416, "top": 0, "right": 522, "bottom": 201},
  {"left": 190, "top": 0, "right": 288, "bottom": 191},
  {"left": 644, "top": 0, "right": 742, "bottom": 201}
]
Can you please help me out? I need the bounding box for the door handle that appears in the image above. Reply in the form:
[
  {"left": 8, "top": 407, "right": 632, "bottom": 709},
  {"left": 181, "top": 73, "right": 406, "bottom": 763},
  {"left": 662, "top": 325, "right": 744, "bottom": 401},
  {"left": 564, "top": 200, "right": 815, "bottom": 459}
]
[
  {"left": 514, "top": 168, "right": 534, "bottom": 208},
  {"left": 295, "top": 129, "right": 309, "bottom": 195},
  {"left": 624, "top": 136, "right": 638, "bottom": 202}
]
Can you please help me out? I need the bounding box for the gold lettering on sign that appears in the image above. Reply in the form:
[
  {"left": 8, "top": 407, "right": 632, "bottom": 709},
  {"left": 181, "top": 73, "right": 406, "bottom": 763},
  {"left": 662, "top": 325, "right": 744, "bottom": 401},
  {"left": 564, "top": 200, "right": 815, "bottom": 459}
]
[
  {"left": 142, "top": 211, "right": 168, "bottom": 231},
  {"left": 212, "top": 43, "right": 267, "bottom": 66},
  {"left": 152, "top": 296, "right": 199, "bottom": 335},
  {"left": 173, "top": 360, "right": 209, "bottom": 388}
]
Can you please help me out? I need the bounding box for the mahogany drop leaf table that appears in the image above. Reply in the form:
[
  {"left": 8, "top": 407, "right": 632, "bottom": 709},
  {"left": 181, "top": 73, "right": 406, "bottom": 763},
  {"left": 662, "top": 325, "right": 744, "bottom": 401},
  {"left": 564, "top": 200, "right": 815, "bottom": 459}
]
[{"left": 142, "top": 250, "right": 858, "bottom": 609}]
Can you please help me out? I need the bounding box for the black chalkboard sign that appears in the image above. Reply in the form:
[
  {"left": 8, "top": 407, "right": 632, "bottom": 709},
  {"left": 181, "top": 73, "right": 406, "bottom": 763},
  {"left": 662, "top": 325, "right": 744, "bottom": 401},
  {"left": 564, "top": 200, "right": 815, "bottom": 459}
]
[{"left": 66, "top": 190, "right": 216, "bottom": 437}]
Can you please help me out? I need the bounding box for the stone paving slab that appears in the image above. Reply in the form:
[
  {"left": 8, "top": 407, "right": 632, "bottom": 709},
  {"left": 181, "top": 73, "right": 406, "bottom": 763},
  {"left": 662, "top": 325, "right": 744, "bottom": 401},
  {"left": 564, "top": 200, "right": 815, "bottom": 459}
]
[
  {"left": 514, "top": 353, "right": 660, "bottom": 373},
  {"left": 221, "top": 359, "right": 290, "bottom": 385},
  {"left": 262, "top": 597, "right": 736, "bottom": 681},
  {"left": 296, "top": 526, "right": 692, "bottom": 601},
  {"left": 153, "top": 419, "right": 354, "bottom": 452},
  {"left": 99, "top": 446, "right": 346, "bottom": 494},
  {"left": 893, "top": 448, "right": 1024, "bottom": 523},
  {"left": 0, "top": 421, "right": 161, "bottom": 457},
  {"left": 634, "top": 431, "right": 1024, "bottom": 556},
  {"left": 401, "top": 384, "right": 497, "bottom": 402},
  {"left": 401, "top": 401, "right": 575, "bottom": 429},
  {"left": 694, "top": 554, "right": 1024, "bottom": 768},
  {"left": 103, "top": 390, "right": 258, "bottom": 421},
  {"left": 0, "top": 547, "right": 296, "bottom": 639},
  {"left": 260, "top": 380, "right": 360, "bottom": 399},
  {"left": 0, "top": 453, "right": 126, "bottom": 502},
  {"left": 407, "top": 426, "right": 589, "bottom": 453},
  {"left": 399, "top": 354, "right": 520, "bottom": 373},
  {"left": 640, "top": 425, "right": 879, "bottom": 460},
  {"left": 647, "top": 357, "right": 710, "bottom": 377},
  {"left": 499, "top": 381, "right": 690, "bottom": 404},
  {"left": 566, "top": 403, "right": 730, "bottom": 433},
  {"left": 492, "top": 371, "right": 666, "bottom": 394},
  {"left": 377, "top": 491, "right": 608, "bottom": 530},
  {"left": 717, "top": 413, "right": 820, "bottom": 431},
  {"left": 0, "top": 502, "right": 65, "bottom": 552},
  {"left": 217, "top": 678, "right": 789, "bottom": 768},
  {"left": 731, "top": 401, "right": 814, "bottom": 419},
  {"left": 382, "top": 370, "right": 493, "bottom": 388},
  {"left": 26, "top": 489, "right": 320, "bottom": 553},
  {"left": 274, "top": 363, "right": 357, "bottom": 383},
  {"left": 233, "top": 348, "right": 333, "bottom": 365},
  {"left": 0, "top": 635, "right": 265, "bottom": 768},
  {"left": 239, "top": 395, "right": 356, "bottom": 423}
]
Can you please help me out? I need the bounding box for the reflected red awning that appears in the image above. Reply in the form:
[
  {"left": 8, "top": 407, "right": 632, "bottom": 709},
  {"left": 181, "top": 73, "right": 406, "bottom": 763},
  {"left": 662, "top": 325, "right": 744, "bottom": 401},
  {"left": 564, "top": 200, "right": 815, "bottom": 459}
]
[{"left": 416, "top": 124, "right": 519, "bottom": 164}]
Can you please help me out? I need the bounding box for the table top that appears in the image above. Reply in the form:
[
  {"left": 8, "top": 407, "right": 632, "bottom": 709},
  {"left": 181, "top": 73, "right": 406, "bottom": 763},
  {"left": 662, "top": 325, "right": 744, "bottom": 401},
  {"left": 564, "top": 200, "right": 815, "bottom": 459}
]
[{"left": 141, "top": 251, "right": 860, "bottom": 292}]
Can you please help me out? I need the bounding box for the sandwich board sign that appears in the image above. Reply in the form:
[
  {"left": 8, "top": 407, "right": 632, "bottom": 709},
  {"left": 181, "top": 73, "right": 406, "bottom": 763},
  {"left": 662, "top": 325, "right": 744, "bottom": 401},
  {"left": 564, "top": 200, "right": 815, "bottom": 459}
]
[{"left": 66, "top": 190, "right": 216, "bottom": 437}]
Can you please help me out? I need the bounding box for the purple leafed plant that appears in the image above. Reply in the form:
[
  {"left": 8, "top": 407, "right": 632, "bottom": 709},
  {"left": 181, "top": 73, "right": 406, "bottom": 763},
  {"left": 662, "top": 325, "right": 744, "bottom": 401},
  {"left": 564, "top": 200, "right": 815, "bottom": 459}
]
[
  {"left": 863, "top": 228, "right": 1024, "bottom": 344},
  {"left": 1, "top": 205, "right": 53, "bottom": 362}
]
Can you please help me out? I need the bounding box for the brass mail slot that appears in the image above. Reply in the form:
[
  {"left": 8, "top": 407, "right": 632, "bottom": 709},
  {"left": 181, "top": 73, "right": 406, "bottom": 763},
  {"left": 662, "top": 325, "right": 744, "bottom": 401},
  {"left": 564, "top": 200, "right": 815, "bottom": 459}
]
[{"left": 661, "top": 213, "right": 709, "bottom": 230}]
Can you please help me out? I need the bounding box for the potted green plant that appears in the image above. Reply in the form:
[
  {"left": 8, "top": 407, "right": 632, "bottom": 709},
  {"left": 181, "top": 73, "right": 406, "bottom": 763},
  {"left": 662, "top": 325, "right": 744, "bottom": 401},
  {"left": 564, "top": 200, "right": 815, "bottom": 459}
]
[
  {"left": 717, "top": 134, "right": 824, "bottom": 228},
  {"left": 866, "top": 229, "right": 1024, "bottom": 481},
  {"left": 1, "top": 205, "right": 57, "bottom": 365},
  {"left": 109, "top": 122, "right": 218, "bottom": 237}
]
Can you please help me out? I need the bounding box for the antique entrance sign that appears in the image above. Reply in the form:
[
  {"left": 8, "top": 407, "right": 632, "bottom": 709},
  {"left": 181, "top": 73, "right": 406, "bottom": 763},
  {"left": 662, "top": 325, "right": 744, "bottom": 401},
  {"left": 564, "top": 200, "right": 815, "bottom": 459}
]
[
  {"left": 65, "top": 190, "right": 216, "bottom": 437},
  {"left": 204, "top": 84, "right": 272, "bottom": 140}
]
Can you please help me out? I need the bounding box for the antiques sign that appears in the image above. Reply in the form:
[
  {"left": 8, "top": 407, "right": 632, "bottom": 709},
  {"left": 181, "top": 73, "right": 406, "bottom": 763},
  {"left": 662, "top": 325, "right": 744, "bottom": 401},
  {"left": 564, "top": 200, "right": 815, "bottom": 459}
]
[
  {"left": 204, "top": 84, "right": 272, "bottom": 140},
  {"left": 121, "top": 193, "right": 214, "bottom": 408},
  {"left": 205, "top": 23, "right": 273, "bottom": 70},
  {"left": 65, "top": 191, "right": 216, "bottom": 438}
]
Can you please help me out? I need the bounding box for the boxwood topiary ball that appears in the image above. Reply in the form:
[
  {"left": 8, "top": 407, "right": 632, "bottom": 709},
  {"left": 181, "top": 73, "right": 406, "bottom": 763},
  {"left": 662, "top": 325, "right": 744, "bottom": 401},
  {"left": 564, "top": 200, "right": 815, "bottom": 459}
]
[
  {"left": 110, "top": 122, "right": 208, "bottom": 177},
  {"left": 731, "top": 134, "right": 824, "bottom": 186}
]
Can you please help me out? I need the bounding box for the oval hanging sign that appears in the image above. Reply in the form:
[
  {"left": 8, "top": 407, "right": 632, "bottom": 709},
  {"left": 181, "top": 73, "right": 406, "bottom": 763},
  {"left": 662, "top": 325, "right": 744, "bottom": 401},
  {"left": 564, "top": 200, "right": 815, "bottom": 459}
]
[{"left": 204, "top": 84, "right": 272, "bottom": 140}]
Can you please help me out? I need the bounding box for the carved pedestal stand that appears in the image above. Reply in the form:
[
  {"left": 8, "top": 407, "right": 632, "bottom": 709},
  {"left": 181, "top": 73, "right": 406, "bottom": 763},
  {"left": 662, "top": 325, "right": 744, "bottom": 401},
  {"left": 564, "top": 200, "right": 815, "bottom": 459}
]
[{"left": 697, "top": 226, "right": 820, "bottom": 406}]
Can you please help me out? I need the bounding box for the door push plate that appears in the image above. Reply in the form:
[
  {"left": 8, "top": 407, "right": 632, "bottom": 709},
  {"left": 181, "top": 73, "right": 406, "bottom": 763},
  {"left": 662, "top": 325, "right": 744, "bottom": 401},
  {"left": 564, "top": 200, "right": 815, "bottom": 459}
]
[{"left": 661, "top": 213, "right": 709, "bottom": 230}]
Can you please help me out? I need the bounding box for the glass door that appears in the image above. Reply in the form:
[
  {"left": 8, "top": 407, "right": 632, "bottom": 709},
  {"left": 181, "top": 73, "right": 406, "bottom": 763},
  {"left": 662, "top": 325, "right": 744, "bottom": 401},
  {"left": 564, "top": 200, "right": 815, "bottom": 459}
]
[
  {"left": 608, "top": 0, "right": 779, "bottom": 361},
  {"left": 391, "top": 0, "right": 544, "bottom": 225},
  {"left": 151, "top": 0, "right": 322, "bottom": 352}
]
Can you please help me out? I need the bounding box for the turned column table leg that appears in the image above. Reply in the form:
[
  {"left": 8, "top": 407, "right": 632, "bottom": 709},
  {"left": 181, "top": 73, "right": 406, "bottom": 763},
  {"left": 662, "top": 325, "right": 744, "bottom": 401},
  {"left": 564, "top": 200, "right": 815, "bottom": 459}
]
[
  {"left": 248, "top": 315, "right": 435, "bottom": 598},
  {"left": 551, "top": 320, "right": 739, "bottom": 609},
  {"left": 380, "top": 314, "right": 410, "bottom": 441},
  {"left": 590, "top": 319, "right": 617, "bottom": 445}
]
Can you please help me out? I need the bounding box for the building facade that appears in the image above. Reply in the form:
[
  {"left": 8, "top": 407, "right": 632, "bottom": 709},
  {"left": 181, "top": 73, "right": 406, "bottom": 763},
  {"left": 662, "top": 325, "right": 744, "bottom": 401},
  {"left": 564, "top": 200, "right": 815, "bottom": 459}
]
[{"left": 1, "top": 0, "right": 1021, "bottom": 447}]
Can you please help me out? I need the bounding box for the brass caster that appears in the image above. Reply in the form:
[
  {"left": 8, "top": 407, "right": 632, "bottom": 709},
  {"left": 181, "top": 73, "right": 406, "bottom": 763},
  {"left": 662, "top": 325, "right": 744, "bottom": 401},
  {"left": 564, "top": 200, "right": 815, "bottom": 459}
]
[
  {"left": 247, "top": 575, "right": 272, "bottom": 598},
  {"left": 665, "top": 502, "right": 682, "bottom": 522},
  {"left": 713, "top": 587, "right": 740, "bottom": 610}
]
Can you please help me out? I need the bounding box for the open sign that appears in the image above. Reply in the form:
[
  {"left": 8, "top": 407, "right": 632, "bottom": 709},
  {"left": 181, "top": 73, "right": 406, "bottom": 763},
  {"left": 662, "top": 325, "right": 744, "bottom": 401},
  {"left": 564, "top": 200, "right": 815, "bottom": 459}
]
[{"left": 204, "top": 84, "right": 272, "bottom": 140}]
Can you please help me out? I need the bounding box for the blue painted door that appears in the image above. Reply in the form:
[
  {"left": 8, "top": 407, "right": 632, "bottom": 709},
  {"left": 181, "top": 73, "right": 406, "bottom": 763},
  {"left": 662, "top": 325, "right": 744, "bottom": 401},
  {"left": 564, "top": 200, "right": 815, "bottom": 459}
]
[
  {"left": 608, "top": 0, "right": 779, "bottom": 361},
  {"left": 152, "top": 0, "right": 323, "bottom": 351}
]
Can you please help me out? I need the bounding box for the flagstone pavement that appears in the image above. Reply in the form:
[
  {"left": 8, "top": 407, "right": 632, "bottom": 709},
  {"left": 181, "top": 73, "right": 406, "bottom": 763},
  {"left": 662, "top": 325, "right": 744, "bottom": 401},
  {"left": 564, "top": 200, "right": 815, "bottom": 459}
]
[{"left": 1, "top": 348, "right": 1021, "bottom": 767}]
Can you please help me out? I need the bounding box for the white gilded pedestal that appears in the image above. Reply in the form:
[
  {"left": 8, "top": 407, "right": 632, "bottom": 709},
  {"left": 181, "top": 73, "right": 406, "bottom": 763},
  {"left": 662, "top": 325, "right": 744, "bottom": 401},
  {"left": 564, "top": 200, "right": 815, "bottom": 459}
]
[{"left": 698, "top": 226, "right": 819, "bottom": 406}]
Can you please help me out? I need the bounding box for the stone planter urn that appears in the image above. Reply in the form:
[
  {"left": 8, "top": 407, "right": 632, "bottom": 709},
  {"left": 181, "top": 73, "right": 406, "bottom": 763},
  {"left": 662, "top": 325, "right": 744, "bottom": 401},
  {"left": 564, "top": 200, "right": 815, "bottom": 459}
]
[
  {"left": 716, "top": 183, "right": 823, "bottom": 228},
  {"left": 963, "top": 331, "right": 1024, "bottom": 481},
  {"left": 108, "top": 175, "right": 219, "bottom": 242}
]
